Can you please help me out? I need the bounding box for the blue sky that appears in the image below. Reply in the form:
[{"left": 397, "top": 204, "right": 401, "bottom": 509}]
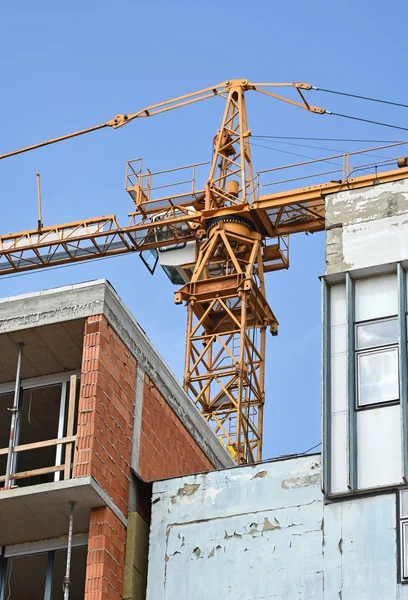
[{"left": 0, "top": 0, "right": 407, "bottom": 459}]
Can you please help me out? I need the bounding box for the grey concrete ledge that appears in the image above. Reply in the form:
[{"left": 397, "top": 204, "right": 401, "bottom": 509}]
[{"left": 0, "top": 475, "right": 126, "bottom": 546}]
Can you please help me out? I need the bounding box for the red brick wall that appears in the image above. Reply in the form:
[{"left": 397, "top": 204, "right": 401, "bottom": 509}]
[
  {"left": 74, "top": 315, "right": 137, "bottom": 516},
  {"left": 85, "top": 506, "right": 126, "bottom": 600},
  {"left": 138, "top": 374, "right": 214, "bottom": 481}
]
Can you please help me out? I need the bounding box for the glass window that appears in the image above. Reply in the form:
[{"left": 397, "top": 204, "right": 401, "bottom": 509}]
[
  {"left": 4, "top": 552, "right": 48, "bottom": 599},
  {"left": 0, "top": 375, "right": 79, "bottom": 488},
  {"left": 355, "top": 317, "right": 399, "bottom": 408},
  {"left": 403, "top": 522, "right": 408, "bottom": 580},
  {"left": 0, "top": 544, "right": 87, "bottom": 599},
  {"left": 400, "top": 491, "right": 408, "bottom": 581},
  {"left": 356, "top": 317, "right": 398, "bottom": 350},
  {"left": 0, "top": 393, "right": 14, "bottom": 484},
  {"left": 357, "top": 348, "right": 399, "bottom": 406},
  {"left": 51, "top": 546, "right": 87, "bottom": 599}
]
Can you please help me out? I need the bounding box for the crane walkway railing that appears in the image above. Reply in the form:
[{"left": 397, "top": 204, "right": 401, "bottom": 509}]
[
  {"left": 125, "top": 159, "right": 209, "bottom": 213},
  {"left": 256, "top": 141, "right": 408, "bottom": 196}
]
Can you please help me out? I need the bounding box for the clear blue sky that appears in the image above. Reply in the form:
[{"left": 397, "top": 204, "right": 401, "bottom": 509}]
[{"left": 0, "top": 0, "right": 407, "bottom": 459}]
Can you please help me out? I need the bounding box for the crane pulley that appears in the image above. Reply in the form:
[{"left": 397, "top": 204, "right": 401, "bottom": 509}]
[{"left": 1, "top": 79, "right": 407, "bottom": 463}]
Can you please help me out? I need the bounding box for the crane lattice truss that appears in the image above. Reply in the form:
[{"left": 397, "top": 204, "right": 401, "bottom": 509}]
[{"left": 1, "top": 79, "right": 408, "bottom": 463}]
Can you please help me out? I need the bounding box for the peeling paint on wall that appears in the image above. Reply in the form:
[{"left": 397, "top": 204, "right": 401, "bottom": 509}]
[
  {"left": 325, "top": 178, "right": 408, "bottom": 274},
  {"left": 147, "top": 455, "right": 401, "bottom": 599}
]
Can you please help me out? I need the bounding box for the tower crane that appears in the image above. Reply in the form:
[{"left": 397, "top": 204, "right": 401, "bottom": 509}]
[{"left": 1, "top": 79, "right": 407, "bottom": 463}]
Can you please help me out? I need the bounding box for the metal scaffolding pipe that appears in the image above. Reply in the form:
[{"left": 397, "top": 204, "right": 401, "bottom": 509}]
[
  {"left": 63, "top": 501, "right": 76, "bottom": 600},
  {"left": 4, "top": 342, "right": 24, "bottom": 489}
]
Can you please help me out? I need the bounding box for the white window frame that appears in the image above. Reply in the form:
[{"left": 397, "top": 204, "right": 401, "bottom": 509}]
[
  {"left": 355, "top": 317, "right": 399, "bottom": 408},
  {"left": 4, "top": 533, "right": 88, "bottom": 558},
  {"left": 400, "top": 490, "right": 408, "bottom": 582},
  {"left": 0, "top": 370, "right": 80, "bottom": 395}
]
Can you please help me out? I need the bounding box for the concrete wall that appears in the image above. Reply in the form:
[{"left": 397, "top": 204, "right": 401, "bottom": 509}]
[
  {"left": 325, "top": 178, "right": 408, "bottom": 275},
  {"left": 146, "top": 455, "right": 407, "bottom": 600}
]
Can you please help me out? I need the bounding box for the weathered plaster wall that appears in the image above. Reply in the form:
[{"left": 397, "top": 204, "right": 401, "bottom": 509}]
[
  {"left": 325, "top": 178, "right": 408, "bottom": 274},
  {"left": 147, "top": 455, "right": 404, "bottom": 600}
]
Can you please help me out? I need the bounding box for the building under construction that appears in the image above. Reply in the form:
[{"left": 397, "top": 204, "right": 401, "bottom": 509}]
[
  {"left": 0, "top": 280, "right": 233, "bottom": 598},
  {"left": 1, "top": 80, "right": 408, "bottom": 598}
]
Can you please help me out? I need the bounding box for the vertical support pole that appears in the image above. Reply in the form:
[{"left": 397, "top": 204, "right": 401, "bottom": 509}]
[
  {"left": 398, "top": 263, "right": 408, "bottom": 483},
  {"left": 44, "top": 551, "right": 55, "bottom": 600},
  {"left": 346, "top": 272, "right": 357, "bottom": 491},
  {"left": 63, "top": 501, "right": 76, "bottom": 600},
  {"left": 236, "top": 290, "right": 247, "bottom": 463},
  {"left": 237, "top": 89, "right": 246, "bottom": 203},
  {"left": 322, "top": 277, "right": 331, "bottom": 495},
  {"left": 55, "top": 381, "right": 67, "bottom": 482},
  {"left": 36, "top": 171, "right": 43, "bottom": 231},
  {"left": 183, "top": 302, "right": 194, "bottom": 390},
  {"left": 205, "top": 339, "right": 213, "bottom": 408},
  {"left": 5, "top": 342, "right": 24, "bottom": 490},
  {"left": 64, "top": 375, "right": 77, "bottom": 481},
  {"left": 257, "top": 325, "right": 266, "bottom": 462}
]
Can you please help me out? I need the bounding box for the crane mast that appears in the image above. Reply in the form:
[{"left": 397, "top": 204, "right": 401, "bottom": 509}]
[
  {"left": 1, "top": 79, "right": 408, "bottom": 463},
  {"left": 177, "top": 81, "right": 279, "bottom": 462}
]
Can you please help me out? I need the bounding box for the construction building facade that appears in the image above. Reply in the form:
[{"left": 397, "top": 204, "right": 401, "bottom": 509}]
[{"left": 0, "top": 280, "right": 232, "bottom": 599}]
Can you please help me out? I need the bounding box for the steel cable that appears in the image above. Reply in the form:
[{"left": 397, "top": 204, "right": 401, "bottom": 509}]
[{"left": 313, "top": 86, "right": 408, "bottom": 109}]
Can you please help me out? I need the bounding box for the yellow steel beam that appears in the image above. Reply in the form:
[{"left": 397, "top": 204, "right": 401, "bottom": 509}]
[
  {"left": 0, "top": 79, "right": 322, "bottom": 162},
  {"left": 1, "top": 166, "right": 407, "bottom": 275}
]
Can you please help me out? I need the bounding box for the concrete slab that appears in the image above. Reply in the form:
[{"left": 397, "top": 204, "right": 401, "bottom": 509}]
[
  {"left": 0, "top": 319, "right": 84, "bottom": 382},
  {"left": 0, "top": 475, "right": 125, "bottom": 545}
]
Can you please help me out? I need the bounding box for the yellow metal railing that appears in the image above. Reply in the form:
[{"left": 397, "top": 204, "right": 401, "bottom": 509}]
[{"left": 256, "top": 141, "right": 408, "bottom": 197}]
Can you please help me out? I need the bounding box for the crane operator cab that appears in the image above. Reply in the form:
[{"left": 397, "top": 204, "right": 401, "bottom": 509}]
[{"left": 139, "top": 207, "right": 197, "bottom": 285}]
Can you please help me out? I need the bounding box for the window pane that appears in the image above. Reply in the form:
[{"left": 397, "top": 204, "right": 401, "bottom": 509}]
[
  {"left": 16, "top": 384, "right": 62, "bottom": 487},
  {"left": 356, "top": 318, "right": 398, "bottom": 350},
  {"left": 5, "top": 552, "right": 47, "bottom": 599},
  {"left": 0, "top": 393, "right": 13, "bottom": 485},
  {"left": 401, "top": 491, "right": 408, "bottom": 518},
  {"left": 52, "top": 546, "right": 87, "bottom": 599},
  {"left": 357, "top": 348, "right": 399, "bottom": 406},
  {"left": 403, "top": 522, "right": 408, "bottom": 579}
]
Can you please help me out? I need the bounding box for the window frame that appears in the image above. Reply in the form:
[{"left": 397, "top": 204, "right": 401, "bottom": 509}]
[
  {"left": 0, "top": 371, "right": 80, "bottom": 486},
  {"left": 0, "top": 534, "right": 88, "bottom": 600},
  {"left": 399, "top": 490, "right": 408, "bottom": 583},
  {"left": 354, "top": 316, "right": 400, "bottom": 409}
]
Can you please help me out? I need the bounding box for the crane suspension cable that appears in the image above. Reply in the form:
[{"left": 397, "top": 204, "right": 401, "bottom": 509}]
[
  {"left": 327, "top": 112, "right": 408, "bottom": 133},
  {"left": 252, "top": 135, "right": 404, "bottom": 143},
  {"left": 313, "top": 86, "right": 408, "bottom": 109},
  {"left": 0, "top": 123, "right": 111, "bottom": 161},
  {"left": 252, "top": 137, "right": 392, "bottom": 159}
]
